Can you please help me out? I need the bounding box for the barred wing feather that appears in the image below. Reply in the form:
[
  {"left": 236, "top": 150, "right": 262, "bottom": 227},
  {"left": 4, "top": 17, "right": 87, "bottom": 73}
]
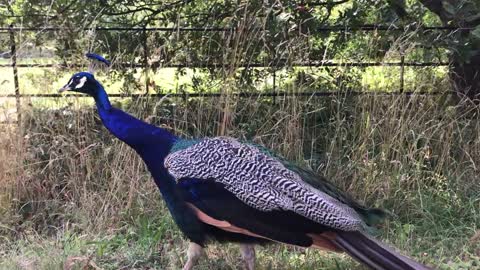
[{"left": 165, "top": 137, "right": 366, "bottom": 231}]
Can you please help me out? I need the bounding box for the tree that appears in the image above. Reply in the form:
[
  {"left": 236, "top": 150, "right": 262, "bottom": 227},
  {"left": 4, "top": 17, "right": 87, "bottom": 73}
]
[
  {"left": 5, "top": 0, "right": 478, "bottom": 99},
  {"left": 418, "top": 0, "right": 480, "bottom": 99}
]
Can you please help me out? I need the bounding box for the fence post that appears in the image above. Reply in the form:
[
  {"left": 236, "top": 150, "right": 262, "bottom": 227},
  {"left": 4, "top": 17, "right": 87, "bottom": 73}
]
[
  {"left": 272, "top": 68, "right": 276, "bottom": 104},
  {"left": 9, "top": 24, "right": 21, "bottom": 126},
  {"left": 400, "top": 54, "right": 405, "bottom": 93},
  {"left": 143, "top": 25, "right": 150, "bottom": 94}
]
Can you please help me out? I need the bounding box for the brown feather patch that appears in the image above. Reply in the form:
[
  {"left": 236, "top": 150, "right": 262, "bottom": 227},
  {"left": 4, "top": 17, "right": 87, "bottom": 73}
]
[
  {"left": 186, "top": 203, "right": 341, "bottom": 253},
  {"left": 307, "top": 232, "right": 342, "bottom": 252},
  {"left": 186, "top": 203, "right": 267, "bottom": 238}
]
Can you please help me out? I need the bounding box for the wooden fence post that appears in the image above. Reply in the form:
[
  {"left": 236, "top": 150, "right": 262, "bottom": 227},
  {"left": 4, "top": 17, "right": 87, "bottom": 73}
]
[
  {"left": 272, "top": 69, "right": 276, "bottom": 104},
  {"left": 143, "top": 25, "right": 150, "bottom": 94},
  {"left": 400, "top": 55, "right": 405, "bottom": 93},
  {"left": 8, "top": 24, "right": 21, "bottom": 126}
]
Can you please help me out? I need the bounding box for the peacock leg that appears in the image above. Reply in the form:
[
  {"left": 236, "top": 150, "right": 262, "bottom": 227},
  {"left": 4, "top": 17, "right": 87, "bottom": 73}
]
[
  {"left": 240, "top": 244, "right": 256, "bottom": 270},
  {"left": 182, "top": 242, "right": 204, "bottom": 270}
]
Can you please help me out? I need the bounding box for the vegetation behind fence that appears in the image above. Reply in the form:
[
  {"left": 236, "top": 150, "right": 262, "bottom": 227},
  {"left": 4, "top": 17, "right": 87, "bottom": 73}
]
[{"left": 0, "top": 23, "right": 470, "bottom": 125}]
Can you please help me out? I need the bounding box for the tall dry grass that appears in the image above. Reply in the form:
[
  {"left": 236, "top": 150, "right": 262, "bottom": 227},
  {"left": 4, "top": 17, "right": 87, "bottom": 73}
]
[
  {"left": 0, "top": 89, "right": 479, "bottom": 269},
  {"left": 1, "top": 92, "right": 478, "bottom": 232}
]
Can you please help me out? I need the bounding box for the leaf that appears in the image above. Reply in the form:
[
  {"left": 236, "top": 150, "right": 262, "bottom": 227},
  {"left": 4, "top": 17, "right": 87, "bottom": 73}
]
[
  {"left": 442, "top": 2, "right": 457, "bottom": 15},
  {"left": 276, "top": 12, "right": 293, "bottom": 22},
  {"left": 387, "top": 0, "right": 408, "bottom": 18},
  {"left": 465, "top": 13, "right": 480, "bottom": 23},
  {"left": 470, "top": 25, "right": 480, "bottom": 41}
]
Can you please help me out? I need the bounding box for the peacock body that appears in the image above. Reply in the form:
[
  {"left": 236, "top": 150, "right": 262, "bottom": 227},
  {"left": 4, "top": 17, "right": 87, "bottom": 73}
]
[{"left": 59, "top": 67, "right": 431, "bottom": 270}]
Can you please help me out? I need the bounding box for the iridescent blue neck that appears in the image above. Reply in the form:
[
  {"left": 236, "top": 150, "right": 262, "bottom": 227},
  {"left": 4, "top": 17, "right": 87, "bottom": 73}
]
[
  {"left": 90, "top": 80, "right": 176, "bottom": 157},
  {"left": 88, "top": 79, "right": 179, "bottom": 199},
  {"left": 92, "top": 81, "right": 111, "bottom": 111}
]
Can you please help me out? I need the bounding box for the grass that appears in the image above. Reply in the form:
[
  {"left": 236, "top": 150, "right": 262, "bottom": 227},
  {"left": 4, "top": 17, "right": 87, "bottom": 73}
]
[
  {"left": 0, "top": 232, "right": 362, "bottom": 270},
  {"left": 0, "top": 194, "right": 477, "bottom": 270}
]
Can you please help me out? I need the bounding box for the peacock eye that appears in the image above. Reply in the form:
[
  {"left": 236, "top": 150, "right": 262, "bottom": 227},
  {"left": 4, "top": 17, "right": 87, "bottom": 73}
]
[{"left": 74, "top": 77, "right": 80, "bottom": 83}]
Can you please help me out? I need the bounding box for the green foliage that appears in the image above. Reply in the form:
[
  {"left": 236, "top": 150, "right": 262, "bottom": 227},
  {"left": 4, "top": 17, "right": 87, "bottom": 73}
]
[{"left": 3, "top": 0, "right": 475, "bottom": 94}]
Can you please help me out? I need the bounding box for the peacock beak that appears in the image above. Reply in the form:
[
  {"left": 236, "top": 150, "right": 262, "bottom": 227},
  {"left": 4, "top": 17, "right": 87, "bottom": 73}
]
[{"left": 58, "top": 85, "right": 71, "bottom": 93}]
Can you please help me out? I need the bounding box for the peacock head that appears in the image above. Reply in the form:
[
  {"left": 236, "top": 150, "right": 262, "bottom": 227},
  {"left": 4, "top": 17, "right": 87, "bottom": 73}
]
[
  {"left": 59, "top": 53, "right": 110, "bottom": 96},
  {"left": 59, "top": 72, "right": 100, "bottom": 96}
]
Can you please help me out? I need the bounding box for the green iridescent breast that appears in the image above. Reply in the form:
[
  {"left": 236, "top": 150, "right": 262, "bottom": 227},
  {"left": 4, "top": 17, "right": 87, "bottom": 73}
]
[{"left": 170, "top": 138, "right": 205, "bottom": 153}]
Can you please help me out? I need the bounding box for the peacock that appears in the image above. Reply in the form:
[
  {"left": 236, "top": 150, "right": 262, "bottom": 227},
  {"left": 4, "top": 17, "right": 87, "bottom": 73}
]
[{"left": 58, "top": 54, "right": 432, "bottom": 270}]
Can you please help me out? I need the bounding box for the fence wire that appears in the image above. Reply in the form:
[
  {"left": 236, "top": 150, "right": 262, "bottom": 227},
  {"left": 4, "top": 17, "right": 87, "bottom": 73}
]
[{"left": 0, "top": 24, "right": 467, "bottom": 124}]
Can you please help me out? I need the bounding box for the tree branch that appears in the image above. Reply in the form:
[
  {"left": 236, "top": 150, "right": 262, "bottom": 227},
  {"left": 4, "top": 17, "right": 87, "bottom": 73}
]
[
  {"left": 305, "top": 0, "right": 349, "bottom": 7},
  {"left": 418, "top": 0, "right": 452, "bottom": 24},
  {"left": 142, "top": 0, "right": 194, "bottom": 25},
  {"left": 103, "top": 0, "right": 192, "bottom": 18},
  {"left": 104, "top": 6, "right": 156, "bottom": 16}
]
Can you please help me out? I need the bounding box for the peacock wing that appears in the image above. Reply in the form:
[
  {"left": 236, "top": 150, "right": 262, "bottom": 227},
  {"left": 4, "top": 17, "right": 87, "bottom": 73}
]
[
  {"left": 260, "top": 149, "right": 387, "bottom": 227},
  {"left": 165, "top": 137, "right": 366, "bottom": 232}
]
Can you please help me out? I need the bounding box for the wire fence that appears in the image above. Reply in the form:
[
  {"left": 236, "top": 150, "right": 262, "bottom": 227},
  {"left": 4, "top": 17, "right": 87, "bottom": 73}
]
[
  {"left": 0, "top": 24, "right": 471, "bottom": 124},
  {"left": 1, "top": 25, "right": 475, "bottom": 32}
]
